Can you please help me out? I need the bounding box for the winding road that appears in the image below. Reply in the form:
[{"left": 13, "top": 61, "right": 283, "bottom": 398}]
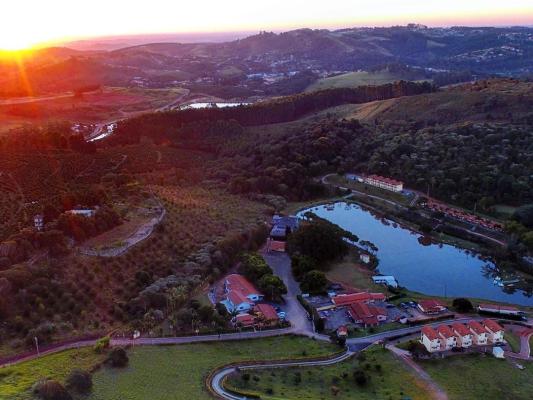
[{"left": 209, "top": 348, "right": 358, "bottom": 400}]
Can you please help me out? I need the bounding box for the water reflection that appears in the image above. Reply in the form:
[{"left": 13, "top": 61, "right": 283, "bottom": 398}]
[{"left": 298, "top": 202, "right": 533, "bottom": 305}]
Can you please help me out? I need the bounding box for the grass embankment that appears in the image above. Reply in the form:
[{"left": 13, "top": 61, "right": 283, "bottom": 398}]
[
  {"left": 86, "top": 336, "right": 337, "bottom": 400},
  {"left": 0, "top": 348, "right": 105, "bottom": 400},
  {"left": 1, "top": 336, "right": 337, "bottom": 400},
  {"left": 505, "top": 331, "right": 521, "bottom": 353},
  {"left": 225, "top": 347, "right": 431, "bottom": 400},
  {"left": 419, "top": 353, "right": 533, "bottom": 400}
]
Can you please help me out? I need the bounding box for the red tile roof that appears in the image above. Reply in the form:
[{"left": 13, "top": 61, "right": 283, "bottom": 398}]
[
  {"left": 332, "top": 292, "right": 386, "bottom": 306},
  {"left": 452, "top": 323, "right": 471, "bottom": 337},
  {"left": 254, "top": 303, "right": 279, "bottom": 321},
  {"left": 421, "top": 326, "right": 440, "bottom": 341},
  {"left": 437, "top": 325, "right": 456, "bottom": 339},
  {"left": 366, "top": 175, "right": 403, "bottom": 186},
  {"left": 418, "top": 299, "right": 446, "bottom": 312},
  {"left": 468, "top": 321, "right": 488, "bottom": 335},
  {"left": 483, "top": 319, "right": 504, "bottom": 333},
  {"left": 226, "top": 274, "right": 261, "bottom": 297},
  {"left": 348, "top": 302, "right": 386, "bottom": 326},
  {"left": 228, "top": 290, "right": 249, "bottom": 306},
  {"left": 269, "top": 240, "right": 286, "bottom": 252},
  {"left": 337, "top": 325, "right": 348, "bottom": 336},
  {"left": 234, "top": 314, "right": 255, "bottom": 326}
]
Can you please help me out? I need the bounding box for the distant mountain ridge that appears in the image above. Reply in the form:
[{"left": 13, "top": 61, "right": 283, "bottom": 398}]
[{"left": 1, "top": 25, "right": 532, "bottom": 97}]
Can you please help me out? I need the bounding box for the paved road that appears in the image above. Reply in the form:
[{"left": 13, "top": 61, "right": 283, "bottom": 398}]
[
  {"left": 209, "top": 349, "right": 356, "bottom": 400},
  {"left": 261, "top": 250, "right": 318, "bottom": 337}
]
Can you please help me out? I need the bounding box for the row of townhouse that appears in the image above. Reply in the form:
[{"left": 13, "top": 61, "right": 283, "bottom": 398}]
[{"left": 421, "top": 319, "right": 504, "bottom": 353}]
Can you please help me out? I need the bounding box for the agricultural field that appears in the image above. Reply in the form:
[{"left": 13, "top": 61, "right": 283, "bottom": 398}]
[
  {"left": 306, "top": 70, "right": 428, "bottom": 92},
  {"left": 0, "top": 348, "right": 105, "bottom": 400},
  {"left": 225, "top": 347, "right": 431, "bottom": 400},
  {"left": 419, "top": 353, "right": 533, "bottom": 400},
  {"left": 87, "top": 336, "right": 336, "bottom": 400}
]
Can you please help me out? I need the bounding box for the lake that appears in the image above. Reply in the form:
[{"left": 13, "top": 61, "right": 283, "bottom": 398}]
[
  {"left": 181, "top": 102, "right": 250, "bottom": 109},
  {"left": 298, "top": 202, "right": 533, "bottom": 306}
]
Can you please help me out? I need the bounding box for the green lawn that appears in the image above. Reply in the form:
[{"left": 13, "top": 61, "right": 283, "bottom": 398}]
[
  {"left": 87, "top": 336, "right": 337, "bottom": 400},
  {"left": 225, "top": 347, "right": 431, "bottom": 400},
  {"left": 505, "top": 331, "right": 521, "bottom": 353},
  {"left": 0, "top": 348, "right": 105, "bottom": 400},
  {"left": 419, "top": 353, "right": 533, "bottom": 400}
]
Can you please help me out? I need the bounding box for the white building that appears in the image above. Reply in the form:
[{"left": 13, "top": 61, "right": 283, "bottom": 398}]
[
  {"left": 468, "top": 321, "right": 489, "bottom": 345},
  {"left": 67, "top": 209, "right": 96, "bottom": 218},
  {"left": 452, "top": 323, "right": 473, "bottom": 348},
  {"left": 364, "top": 175, "right": 404, "bottom": 192},
  {"left": 492, "top": 346, "right": 505, "bottom": 359},
  {"left": 421, "top": 326, "right": 442, "bottom": 353},
  {"left": 360, "top": 253, "right": 371, "bottom": 264},
  {"left": 372, "top": 275, "right": 398, "bottom": 288},
  {"left": 34, "top": 214, "right": 44, "bottom": 231},
  {"left": 437, "top": 325, "right": 458, "bottom": 350},
  {"left": 483, "top": 319, "right": 505, "bottom": 343}
]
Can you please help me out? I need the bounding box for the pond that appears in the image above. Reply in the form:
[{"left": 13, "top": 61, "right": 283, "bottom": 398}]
[
  {"left": 297, "top": 202, "right": 533, "bottom": 306},
  {"left": 181, "top": 102, "right": 250, "bottom": 109}
]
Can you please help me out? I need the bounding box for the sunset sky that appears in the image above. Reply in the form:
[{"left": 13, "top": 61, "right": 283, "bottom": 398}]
[{"left": 1, "top": 0, "right": 533, "bottom": 50}]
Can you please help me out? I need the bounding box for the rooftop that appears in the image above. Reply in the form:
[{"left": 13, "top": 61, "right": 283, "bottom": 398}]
[
  {"left": 421, "top": 326, "right": 440, "bottom": 341},
  {"left": 255, "top": 303, "right": 279, "bottom": 321},
  {"left": 483, "top": 319, "right": 504, "bottom": 333},
  {"left": 226, "top": 274, "right": 261, "bottom": 297},
  {"left": 468, "top": 320, "right": 488, "bottom": 335},
  {"left": 366, "top": 174, "right": 403, "bottom": 186},
  {"left": 332, "top": 292, "right": 386, "bottom": 306},
  {"left": 437, "top": 324, "right": 456, "bottom": 339},
  {"left": 451, "top": 323, "right": 471, "bottom": 337}
]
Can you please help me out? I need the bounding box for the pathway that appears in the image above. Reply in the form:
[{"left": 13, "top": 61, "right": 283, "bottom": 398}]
[{"left": 387, "top": 344, "right": 449, "bottom": 400}]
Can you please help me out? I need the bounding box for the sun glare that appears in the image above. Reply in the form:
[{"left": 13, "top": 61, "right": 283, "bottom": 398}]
[{"left": 0, "top": 37, "right": 36, "bottom": 51}]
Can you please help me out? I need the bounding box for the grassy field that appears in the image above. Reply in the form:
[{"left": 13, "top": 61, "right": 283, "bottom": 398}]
[
  {"left": 86, "top": 337, "right": 337, "bottom": 400},
  {"left": 306, "top": 71, "right": 428, "bottom": 92},
  {"left": 225, "top": 347, "right": 431, "bottom": 400},
  {"left": 0, "top": 348, "right": 105, "bottom": 399},
  {"left": 325, "top": 174, "right": 413, "bottom": 206},
  {"left": 325, "top": 250, "right": 385, "bottom": 293},
  {"left": 505, "top": 331, "right": 521, "bottom": 353},
  {"left": 419, "top": 353, "right": 533, "bottom": 400}
]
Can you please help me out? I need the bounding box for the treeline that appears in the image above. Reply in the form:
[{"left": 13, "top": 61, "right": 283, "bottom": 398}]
[
  {"left": 108, "top": 81, "right": 435, "bottom": 145},
  {"left": 0, "top": 122, "right": 96, "bottom": 153}
]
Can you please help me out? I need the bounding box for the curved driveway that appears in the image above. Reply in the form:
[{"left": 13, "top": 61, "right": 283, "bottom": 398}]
[{"left": 209, "top": 349, "right": 357, "bottom": 400}]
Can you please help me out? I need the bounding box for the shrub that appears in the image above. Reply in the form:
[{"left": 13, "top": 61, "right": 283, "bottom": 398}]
[
  {"left": 107, "top": 347, "right": 129, "bottom": 368},
  {"left": 32, "top": 379, "right": 72, "bottom": 400},
  {"left": 94, "top": 336, "right": 110, "bottom": 353},
  {"left": 65, "top": 369, "right": 92, "bottom": 394},
  {"left": 353, "top": 369, "right": 368, "bottom": 386},
  {"left": 452, "top": 298, "right": 473, "bottom": 313}
]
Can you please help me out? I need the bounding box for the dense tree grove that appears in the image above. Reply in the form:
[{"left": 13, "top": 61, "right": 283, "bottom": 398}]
[{"left": 109, "top": 81, "right": 434, "bottom": 145}]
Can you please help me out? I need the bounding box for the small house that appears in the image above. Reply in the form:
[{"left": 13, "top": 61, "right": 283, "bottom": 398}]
[
  {"left": 372, "top": 275, "right": 398, "bottom": 288},
  {"left": 437, "top": 325, "right": 457, "bottom": 350},
  {"left": 233, "top": 313, "right": 256, "bottom": 328},
  {"left": 34, "top": 214, "right": 44, "bottom": 231},
  {"left": 492, "top": 346, "right": 505, "bottom": 359},
  {"left": 254, "top": 303, "right": 279, "bottom": 324},
  {"left": 417, "top": 299, "right": 447, "bottom": 315},
  {"left": 360, "top": 253, "right": 371, "bottom": 264},
  {"left": 348, "top": 302, "right": 386, "bottom": 327},
  {"left": 468, "top": 321, "right": 489, "bottom": 345},
  {"left": 421, "top": 326, "right": 442, "bottom": 353},
  {"left": 452, "top": 323, "right": 473, "bottom": 348},
  {"left": 482, "top": 319, "right": 504, "bottom": 343}
]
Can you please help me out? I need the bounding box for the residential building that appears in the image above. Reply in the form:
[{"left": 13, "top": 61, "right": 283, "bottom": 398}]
[
  {"left": 417, "top": 299, "right": 447, "bottom": 315},
  {"left": 360, "top": 253, "right": 371, "bottom": 264},
  {"left": 478, "top": 303, "right": 523, "bottom": 317},
  {"left": 66, "top": 209, "right": 96, "bottom": 218},
  {"left": 363, "top": 175, "right": 404, "bottom": 192},
  {"left": 468, "top": 321, "right": 489, "bottom": 345},
  {"left": 222, "top": 274, "right": 263, "bottom": 313},
  {"left": 437, "top": 325, "right": 457, "bottom": 350},
  {"left": 34, "top": 214, "right": 44, "bottom": 231},
  {"left": 348, "top": 302, "right": 387, "bottom": 327},
  {"left": 371, "top": 275, "right": 398, "bottom": 288},
  {"left": 233, "top": 313, "right": 256, "bottom": 328},
  {"left": 452, "top": 323, "right": 473, "bottom": 348},
  {"left": 331, "top": 292, "right": 386, "bottom": 307},
  {"left": 270, "top": 215, "right": 299, "bottom": 241},
  {"left": 337, "top": 325, "right": 348, "bottom": 338},
  {"left": 421, "top": 326, "right": 442, "bottom": 353},
  {"left": 482, "top": 319, "right": 504, "bottom": 343},
  {"left": 254, "top": 303, "right": 279, "bottom": 324}
]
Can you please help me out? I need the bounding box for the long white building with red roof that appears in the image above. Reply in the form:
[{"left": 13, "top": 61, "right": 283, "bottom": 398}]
[{"left": 364, "top": 174, "right": 404, "bottom": 192}]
